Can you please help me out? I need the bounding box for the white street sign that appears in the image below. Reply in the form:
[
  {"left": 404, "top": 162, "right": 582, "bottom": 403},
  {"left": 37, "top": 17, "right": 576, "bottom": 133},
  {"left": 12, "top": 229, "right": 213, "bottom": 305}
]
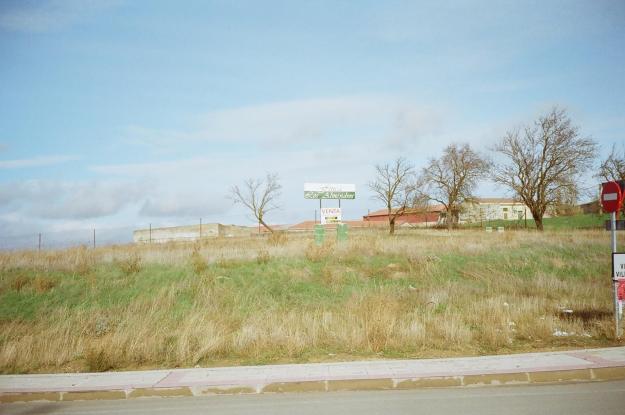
[
  {"left": 320, "top": 207, "right": 342, "bottom": 224},
  {"left": 614, "top": 253, "right": 625, "bottom": 280}
]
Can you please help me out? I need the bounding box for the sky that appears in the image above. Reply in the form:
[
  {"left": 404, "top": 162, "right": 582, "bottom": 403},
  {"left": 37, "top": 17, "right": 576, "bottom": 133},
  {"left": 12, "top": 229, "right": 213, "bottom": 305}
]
[{"left": 1, "top": 0, "right": 624, "bottom": 248}]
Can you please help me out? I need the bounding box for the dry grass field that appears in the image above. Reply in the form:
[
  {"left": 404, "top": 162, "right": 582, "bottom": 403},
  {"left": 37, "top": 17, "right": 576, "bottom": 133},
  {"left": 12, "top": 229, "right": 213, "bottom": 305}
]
[{"left": 1, "top": 228, "right": 623, "bottom": 374}]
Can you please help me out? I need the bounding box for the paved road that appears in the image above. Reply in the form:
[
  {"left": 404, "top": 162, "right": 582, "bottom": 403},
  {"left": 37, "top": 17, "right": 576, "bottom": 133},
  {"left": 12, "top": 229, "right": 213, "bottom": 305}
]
[{"left": 3, "top": 381, "right": 625, "bottom": 415}]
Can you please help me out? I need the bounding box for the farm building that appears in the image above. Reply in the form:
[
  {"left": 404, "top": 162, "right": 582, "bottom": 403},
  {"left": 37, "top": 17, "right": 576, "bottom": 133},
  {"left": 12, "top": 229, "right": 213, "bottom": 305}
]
[
  {"left": 363, "top": 198, "right": 532, "bottom": 226},
  {"left": 460, "top": 198, "right": 532, "bottom": 223},
  {"left": 133, "top": 223, "right": 253, "bottom": 243},
  {"left": 363, "top": 205, "right": 444, "bottom": 226}
]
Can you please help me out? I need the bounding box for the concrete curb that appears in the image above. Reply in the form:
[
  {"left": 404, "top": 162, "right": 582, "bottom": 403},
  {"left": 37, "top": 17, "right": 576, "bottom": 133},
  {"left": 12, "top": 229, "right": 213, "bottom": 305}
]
[{"left": 2, "top": 348, "right": 625, "bottom": 403}]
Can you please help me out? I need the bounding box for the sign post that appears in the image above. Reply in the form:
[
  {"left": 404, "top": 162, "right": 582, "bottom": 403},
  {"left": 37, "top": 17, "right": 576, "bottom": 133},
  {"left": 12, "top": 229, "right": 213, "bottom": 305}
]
[
  {"left": 305, "top": 183, "right": 355, "bottom": 244},
  {"left": 601, "top": 180, "right": 625, "bottom": 338},
  {"left": 614, "top": 253, "right": 625, "bottom": 321}
]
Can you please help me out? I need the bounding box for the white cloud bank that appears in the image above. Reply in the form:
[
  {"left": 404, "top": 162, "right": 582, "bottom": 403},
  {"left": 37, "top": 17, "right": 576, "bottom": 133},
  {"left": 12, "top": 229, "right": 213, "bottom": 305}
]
[
  {"left": 0, "top": 155, "right": 79, "bottom": 169},
  {"left": 125, "top": 96, "right": 445, "bottom": 152}
]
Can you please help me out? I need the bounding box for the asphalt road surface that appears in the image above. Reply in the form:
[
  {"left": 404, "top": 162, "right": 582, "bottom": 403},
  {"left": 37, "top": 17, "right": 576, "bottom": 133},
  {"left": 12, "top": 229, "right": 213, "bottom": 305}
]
[{"left": 3, "top": 381, "right": 625, "bottom": 415}]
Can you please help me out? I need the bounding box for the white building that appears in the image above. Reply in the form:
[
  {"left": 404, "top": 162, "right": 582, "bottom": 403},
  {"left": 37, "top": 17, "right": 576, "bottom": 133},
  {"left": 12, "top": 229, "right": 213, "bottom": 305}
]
[{"left": 460, "top": 198, "right": 532, "bottom": 223}]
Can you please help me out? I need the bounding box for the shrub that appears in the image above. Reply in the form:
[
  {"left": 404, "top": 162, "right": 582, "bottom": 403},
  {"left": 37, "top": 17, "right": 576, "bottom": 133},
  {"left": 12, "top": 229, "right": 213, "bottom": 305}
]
[
  {"left": 85, "top": 345, "right": 113, "bottom": 372},
  {"left": 189, "top": 250, "right": 208, "bottom": 275},
  {"left": 256, "top": 249, "right": 270, "bottom": 264},
  {"left": 305, "top": 242, "right": 330, "bottom": 262},
  {"left": 33, "top": 276, "right": 56, "bottom": 293},
  {"left": 117, "top": 253, "right": 142, "bottom": 275},
  {"left": 11, "top": 274, "right": 30, "bottom": 291},
  {"left": 268, "top": 231, "right": 288, "bottom": 246}
]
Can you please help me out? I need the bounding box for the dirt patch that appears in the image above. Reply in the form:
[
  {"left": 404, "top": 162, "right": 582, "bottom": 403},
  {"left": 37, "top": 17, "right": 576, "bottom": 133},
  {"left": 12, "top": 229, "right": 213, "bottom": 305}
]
[{"left": 558, "top": 309, "right": 612, "bottom": 326}]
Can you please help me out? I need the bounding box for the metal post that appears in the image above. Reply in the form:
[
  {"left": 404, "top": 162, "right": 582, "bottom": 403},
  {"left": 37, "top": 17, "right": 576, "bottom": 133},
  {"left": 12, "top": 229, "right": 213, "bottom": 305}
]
[
  {"left": 339, "top": 198, "right": 341, "bottom": 208},
  {"left": 611, "top": 211, "right": 620, "bottom": 338},
  {"left": 314, "top": 209, "right": 317, "bottom": 224},
  {"left": 524, "top": 210, "right": 527, "bottom": 229}
]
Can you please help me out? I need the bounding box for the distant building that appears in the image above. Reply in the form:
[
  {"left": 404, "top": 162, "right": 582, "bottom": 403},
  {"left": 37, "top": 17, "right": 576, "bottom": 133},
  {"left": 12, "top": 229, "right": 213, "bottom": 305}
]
[
  {"left": 362, "top": 199, "right": 532, "bottom": 226},
  {"left": 578, "top": 200, "right": 601, "bottom": 214},
  {"left": 362, "top": 205, "right": 445, "bottom": 226},
  {"left": 460, "top": 198, "right": 531, "bottom": 223},
  {"left": 133, "top": 223, "right": 252, "bottom": 243}
]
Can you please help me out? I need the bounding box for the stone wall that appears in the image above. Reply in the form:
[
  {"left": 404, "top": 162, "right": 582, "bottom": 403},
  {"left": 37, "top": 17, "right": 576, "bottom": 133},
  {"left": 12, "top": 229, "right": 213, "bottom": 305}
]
[{"left": 133, "top": 224, "right": 218, "bottom": 243}]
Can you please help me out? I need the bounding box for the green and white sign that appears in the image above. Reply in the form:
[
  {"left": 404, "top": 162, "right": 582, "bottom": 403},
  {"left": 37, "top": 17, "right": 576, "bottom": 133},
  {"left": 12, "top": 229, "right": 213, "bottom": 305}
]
[{"left": 304, "top": 183, "right": 356, "bottom": 199}]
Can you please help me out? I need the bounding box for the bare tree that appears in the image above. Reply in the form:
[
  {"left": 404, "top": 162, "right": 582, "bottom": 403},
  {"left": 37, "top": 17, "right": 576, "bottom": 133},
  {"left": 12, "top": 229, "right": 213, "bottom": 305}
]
[
  {"left": 368, "top": 157, "right": 416, "bottom": 235},
  {"left": 598, "top": 144, "right": 625, "bottom": 182},
  {"left": 493, "top": 107, "right": 597, "bottom": 230},
  {"left": 230, "top": 173, "right": 281, "bottom": 233},
  {"left": 598, "top": 144, "right": 625, "bottom": 215},
  {"left": 421, "top": 143, "right": 490, "bottom": 229}
]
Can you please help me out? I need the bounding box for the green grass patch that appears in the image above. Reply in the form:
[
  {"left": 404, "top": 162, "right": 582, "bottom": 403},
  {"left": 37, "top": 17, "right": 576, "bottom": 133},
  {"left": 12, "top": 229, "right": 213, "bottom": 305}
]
[{"left": 466, "top": 213, "right": 610, "bottom": 230}]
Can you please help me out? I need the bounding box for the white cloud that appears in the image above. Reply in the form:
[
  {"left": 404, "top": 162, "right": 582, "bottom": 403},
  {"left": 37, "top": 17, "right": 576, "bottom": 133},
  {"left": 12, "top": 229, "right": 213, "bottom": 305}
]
[
  {"left": 139, "top": 194, "right": 229, "bottom": 218},
  {"left": 0, "top": 154, "right": 79, "bottom": 169},
  {"left": 124, "top": 96, "right": 444, "bottom": 151},
  {"left": 0, "top": 0, "right": 120, "bottom": 33},
  {"left": 0, "top": 180, "right": 145, "bottom": 219}
]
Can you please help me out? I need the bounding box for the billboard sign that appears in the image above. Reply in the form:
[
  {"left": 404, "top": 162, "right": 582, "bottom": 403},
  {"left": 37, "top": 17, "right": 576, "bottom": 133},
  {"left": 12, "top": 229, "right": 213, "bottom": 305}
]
[
  {"left": 304, "top": 183, "right": 355, "bottom": 199},
  {"left": 320, "top": 207, "right": 342, "bottom": 224}
]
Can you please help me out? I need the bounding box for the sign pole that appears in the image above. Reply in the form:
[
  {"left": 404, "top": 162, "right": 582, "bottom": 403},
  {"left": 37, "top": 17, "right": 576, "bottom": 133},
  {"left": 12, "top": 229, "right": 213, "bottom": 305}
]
[
  {"left": 611, "top": 211, "right": 621, "bottom": 338},
  {"left": 601, "top": 181, "right": 624, "bottom": 339}
]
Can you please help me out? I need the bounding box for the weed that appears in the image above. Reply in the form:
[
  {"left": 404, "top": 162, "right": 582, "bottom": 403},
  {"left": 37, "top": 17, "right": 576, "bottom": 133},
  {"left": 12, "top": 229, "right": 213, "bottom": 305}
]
[
  {"left": 117, "top": 253, "right": 142, "bottom": 275},
  {"left": 11, "top": 274, "right": 30, "bottom": 291},
  {"left": 1, "top": 229, "right": 623, "bottom": 374},
  {"left": 256, "top": 249, "right": 270, "bottom": 264},
  {"left": 305, "top": 242, "right": 330, "bottom": 262},
  {"left": 268, "top": 231, "right": 288, "bottom": 246},
  {"left": 33, "top": 276, "right": 56, "bottom": 293},
  {"left": 85, "top": 344, "right": 113, "bottom": 372},
  {"left": 189, "top": 249, "right": 208, "bottom": 275}
]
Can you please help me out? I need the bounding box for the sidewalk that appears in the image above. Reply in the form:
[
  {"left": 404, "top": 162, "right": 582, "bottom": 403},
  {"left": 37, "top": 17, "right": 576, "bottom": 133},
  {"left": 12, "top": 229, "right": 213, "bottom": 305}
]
[{"left": 2, "top": 347, "right": 625, "bottom": 403}]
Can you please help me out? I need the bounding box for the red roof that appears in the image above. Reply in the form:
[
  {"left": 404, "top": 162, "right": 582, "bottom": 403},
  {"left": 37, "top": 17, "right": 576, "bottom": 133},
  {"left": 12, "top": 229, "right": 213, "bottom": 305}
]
[{"left": 365, "top": 204, "right": 445, "bottom": 217}]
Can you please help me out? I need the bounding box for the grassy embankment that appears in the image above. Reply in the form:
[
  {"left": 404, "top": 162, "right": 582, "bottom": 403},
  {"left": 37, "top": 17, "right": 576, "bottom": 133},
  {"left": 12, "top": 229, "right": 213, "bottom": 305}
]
[
  {"left": 466, "top": 213, "right": 610, "bottom": 230},
  {"left": 1, "top": 227, "right": 623, "bottom": 374}
]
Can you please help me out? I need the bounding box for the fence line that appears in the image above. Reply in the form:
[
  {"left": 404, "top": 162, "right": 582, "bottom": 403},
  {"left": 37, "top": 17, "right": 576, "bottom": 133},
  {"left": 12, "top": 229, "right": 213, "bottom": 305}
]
[{"left": 0, "top": 226, "right": 135, "bottom": 251}]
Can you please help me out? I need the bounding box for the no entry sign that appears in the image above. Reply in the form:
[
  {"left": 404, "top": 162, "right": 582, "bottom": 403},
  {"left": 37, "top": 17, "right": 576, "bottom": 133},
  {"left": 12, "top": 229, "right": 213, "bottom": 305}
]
[{"left": 601, "top": 181, "right": 623, "bottom": 213}]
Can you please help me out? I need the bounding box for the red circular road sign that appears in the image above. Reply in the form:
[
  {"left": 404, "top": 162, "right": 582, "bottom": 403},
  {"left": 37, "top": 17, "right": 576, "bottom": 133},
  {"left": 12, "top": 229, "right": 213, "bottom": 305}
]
[{"left": 601, "top": 181, "right": 623, "bottom": 213}]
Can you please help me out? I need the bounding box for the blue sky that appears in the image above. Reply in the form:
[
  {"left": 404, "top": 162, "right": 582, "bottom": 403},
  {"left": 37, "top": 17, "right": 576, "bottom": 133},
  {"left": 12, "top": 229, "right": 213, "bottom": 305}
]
[{"left": 1, "top": 0, "right": 624, "bottom": 247}]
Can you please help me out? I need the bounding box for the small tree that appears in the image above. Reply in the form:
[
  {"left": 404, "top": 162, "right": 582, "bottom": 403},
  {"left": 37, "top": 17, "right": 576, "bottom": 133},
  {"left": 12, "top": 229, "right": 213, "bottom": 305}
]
[
  {"left": 599, "top": 144, "right": 625, "bottom": 183},
  {"left": 421, "top": 143, "right": 490, "bottom": 229},
  {"left": 493, "top": 107, "right": 597, "bottom": 230},
  {"left": 230, "top": 173, "right": 281, "bottom": 233},
  {"left": 368, "top": 157, "right": 416, "bottom": 235}
]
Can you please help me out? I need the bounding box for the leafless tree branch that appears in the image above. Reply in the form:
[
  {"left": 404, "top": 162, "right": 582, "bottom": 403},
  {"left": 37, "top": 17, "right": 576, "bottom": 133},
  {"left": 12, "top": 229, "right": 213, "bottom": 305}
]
[
  {"left": 421, "top": 143, "right": 490, "bottom": 229},
  {"left": 230, "top": 173, "right": 281, "bottom": 233},
  {"left": 492, "top": 107, "right": 597, "bottom": 230},
  {"left": 368, "top": 157, "right": 416, "bottom": 234}
]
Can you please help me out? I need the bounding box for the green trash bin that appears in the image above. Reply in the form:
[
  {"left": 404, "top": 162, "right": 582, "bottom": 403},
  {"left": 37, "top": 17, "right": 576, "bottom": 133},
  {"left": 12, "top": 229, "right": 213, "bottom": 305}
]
[
  {"left": 314, "top": 224, "right": 325, "bottom": 246},
  {"left": 337, "top": 223, "right": 348, "bottom": 242}
]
